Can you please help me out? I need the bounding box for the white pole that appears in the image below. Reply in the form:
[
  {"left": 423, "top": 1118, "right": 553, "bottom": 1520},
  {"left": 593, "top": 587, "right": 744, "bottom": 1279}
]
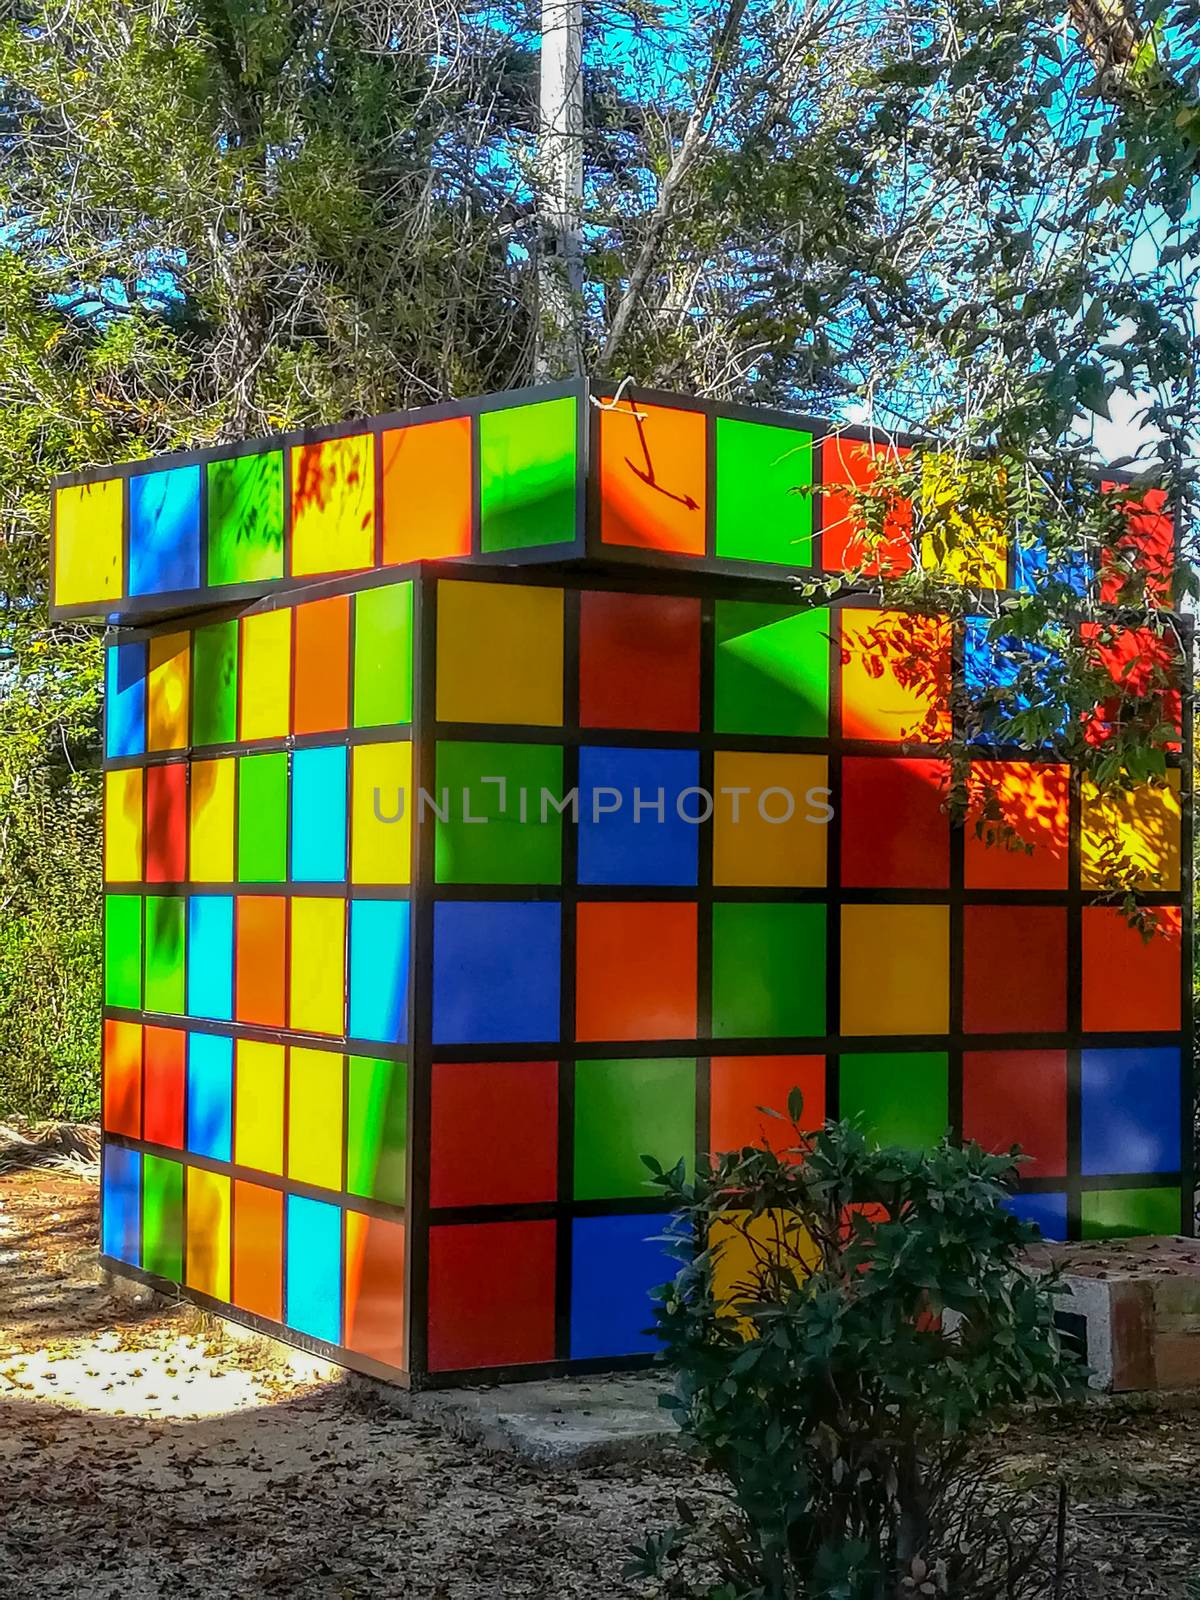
[{"left": 536, "top": 0, "right": 584, "bottom": 378}]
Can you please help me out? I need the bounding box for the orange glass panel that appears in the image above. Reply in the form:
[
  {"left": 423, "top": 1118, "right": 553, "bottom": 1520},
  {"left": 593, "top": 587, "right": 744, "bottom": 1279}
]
[
  {"left": 382, "top": 417, "right": 472, "bottom": 562},
  {"left": 574, "top": 902, "right": 697, "bottom": 1042},
  {"left": 599, "top": 401, "right": 706, "bottom": 554},
  {"left": 1082, "top": 906, "right": 1182, "bottom": 1032},
  {"left": 232, "top": 1181, "right": 283, "bottom": 1322},
  {"left": 820, "top": 437, "right": 913, "bottom": 574},
  {"left": 839, "top": 609, "right": 951, "bottom": 743},
  {"left": 103, "top": 1018, "right": 142, "bottom": 1137},
  {"left": 708, "top": 1056, "right": 825, "bottom": 1158},
  {"left": 964, "top": 762, "right": 1070, "bottom": 890},
  {"left": 235, "top": 896, "right": 287, "bottom": 1027},
  {"left": 293, "top": 595, "right": 350, "bottom": 734},
  {"left": 345, "top": 1211, "right": 406, "bottom": 1368}
]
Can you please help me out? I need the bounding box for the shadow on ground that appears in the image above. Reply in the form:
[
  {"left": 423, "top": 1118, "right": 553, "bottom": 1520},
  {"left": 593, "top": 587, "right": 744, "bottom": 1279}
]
[
  {"left": 3, "top": 1166, "right": 1200, "bottom": 1599},
  {"left": 0, "top": 1166, "right": 699, "bottom": 1600}
]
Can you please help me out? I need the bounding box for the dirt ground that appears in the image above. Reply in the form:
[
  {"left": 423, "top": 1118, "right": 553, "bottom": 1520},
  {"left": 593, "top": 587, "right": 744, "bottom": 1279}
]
[{"left": 2, "top": 1165, "right": 1200, "bottom": 1598}]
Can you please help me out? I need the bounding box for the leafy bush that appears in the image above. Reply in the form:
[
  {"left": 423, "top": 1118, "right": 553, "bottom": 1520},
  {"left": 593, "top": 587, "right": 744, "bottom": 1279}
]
[
  {"left": 0, "top": 762, "right": 101, "bottom": 1122},
  {"left": 634, "top": 1104, "right": 1081, "bottom": 1599}
]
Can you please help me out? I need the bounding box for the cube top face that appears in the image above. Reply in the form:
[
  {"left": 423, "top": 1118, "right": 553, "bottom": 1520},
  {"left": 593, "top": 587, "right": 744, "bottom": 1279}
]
[
  {"left": 100, "top": 563, "right": 1189, "bottom": 1388},
  {"left": 53, "top": 386, "right": 586, "bottom": 622},
  {"left": 50, "top": 382, "right": 1177, "bottom": 621}
]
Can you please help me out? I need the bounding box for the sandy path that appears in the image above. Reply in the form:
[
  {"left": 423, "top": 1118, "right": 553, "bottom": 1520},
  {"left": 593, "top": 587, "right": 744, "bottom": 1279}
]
[
  {"left": 4, "top": 1164, "right": 1200, "bottom": 1598},
  {"left": 0, "top": 1166, "right": 696, "bottom": 1599}
]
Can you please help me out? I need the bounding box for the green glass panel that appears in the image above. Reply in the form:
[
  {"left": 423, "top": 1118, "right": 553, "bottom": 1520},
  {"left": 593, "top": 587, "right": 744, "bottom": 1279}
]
[
  {"left": 711, "top": 903, "right": 825, "bottom": 1037},
  {"left": 192, "top": 618, "right": 239, "bottom": 746},
  {"left": 714, "top": 417, "right": 814, "bottom": 564},
  {"left": 207, "top": 452, "right": 285, "bottom": 587},
  {"left": 434, "top": 741, "right": 564, "bottom": 884},
  {"left": 1081, "top": 1186, "right": 1181, "bottom": 1240},
  {"left": 573, "top": 1057, "right": 695, "bottom": 1200},
  {"left": 237, "top": 752, "right": 288, "bottom": 882},
  {"left": 839, "top": 1052, "right": 949, "bottom": 1150},
  {"left": 142, "top": 1154, "right": 184, "bottom": 1280},
  {"left": 353, "top": 582, "right": 413, "bottom": 727},
  {"left": 346, "top": 1056, "right": 407, "bottom": 1205},
  {"left": 480, "top": 396, "right": 577, "bottom": 552},
  {"left": 104, "top": 893, "right": 143, "bottom": 1008},
  {"left": 144, "top": 894, "right": 186, "bottom": 1014},
  {"left": 713, "top": 600, "right": 829, "bottom": 736}
]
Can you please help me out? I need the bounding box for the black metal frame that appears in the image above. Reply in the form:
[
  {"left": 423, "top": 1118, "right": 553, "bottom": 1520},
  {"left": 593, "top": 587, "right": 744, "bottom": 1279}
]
[
  {"left": 53, "top": 379, "right": 1160, "bottom": 626},
  {"left": 98, "top": 548, "right": 1193, "bottom": 1390}
]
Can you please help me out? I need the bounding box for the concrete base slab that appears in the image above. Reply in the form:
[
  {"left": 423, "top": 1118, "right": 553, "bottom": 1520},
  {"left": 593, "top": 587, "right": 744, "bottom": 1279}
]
[{"left": 353, "top": 1371, "right": 684, "bottom": 1468}]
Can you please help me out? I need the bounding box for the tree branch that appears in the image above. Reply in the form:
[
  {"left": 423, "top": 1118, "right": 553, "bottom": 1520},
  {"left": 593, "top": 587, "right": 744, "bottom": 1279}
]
[{"left": 597, "top": 0, "right": 751, "bottom": 374}]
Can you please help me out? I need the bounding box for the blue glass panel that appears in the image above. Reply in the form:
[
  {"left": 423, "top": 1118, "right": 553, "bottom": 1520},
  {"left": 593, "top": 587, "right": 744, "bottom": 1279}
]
[
  {"left": 1003, "top": 1191, "right": 1068, "bottom": 1241},
  {"left": 291, "top": 746, "right": 348, "bottom": 882},
  {"left": 186, "top": 1032, "right": 232, "bottom": 1161},
  {"left": 285, "top": 1195, "right": 342, "bottom": 1344},
  {"left": 1012, "top": 488, "right": 1094, "bottom": 597},
  {"left": 106, "top": 641, "right": 147, "bottom": 758},
  {"left": 963, "top": 618, "right": 1067, "bottom": 747},
  {"left": 129, "top": 466, "right": 201, "bottom": 596},
  {"left": 348, "top": 899, "right": 410, "bottom": 1043},
  {"left": 432, "top": 901, "right": 560, "bottom": 1045},
  {"left": 1012, "top": 535, "right": 1092, "bottom": 597},
  {"left": 577, "top": 746, "right": 700, "bottom": 886},
  {"left": 186, "top": 896, "right": 234, "bottom": 1021},
  {"left": 101, "top": 1144, "right": 141, "bottom": 1265},
  {"left": 570, "top": 1213, "right": 677, "bottom": 1359},
  {"left": 1081, "top": 1047, "right": 1181, "bottom": 1176}
]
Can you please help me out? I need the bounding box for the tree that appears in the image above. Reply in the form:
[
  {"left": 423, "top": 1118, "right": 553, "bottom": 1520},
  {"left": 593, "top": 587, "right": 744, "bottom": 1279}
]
[{"left": 1, "top": 0, "right": 1196, "bottom": 1110}]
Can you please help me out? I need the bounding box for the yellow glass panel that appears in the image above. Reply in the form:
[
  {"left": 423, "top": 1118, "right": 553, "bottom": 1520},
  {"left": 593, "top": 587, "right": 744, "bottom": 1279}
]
[
  {"left": 189, "top": 758, "right": 235, "bottom": 882},
  {"left": 840, "top": 609, "right": 952, "bottom": 743},
  {"left": 239, "top": 608, "right": 292, "bottom": 741},
  {"left": 54, "top": 479, "right": 123, "bottom": 608},
  {"left": 234, "top": 1040, "right": 285, "bottom": 1175},
  {"left": 185, "top": 1167, "right": 231, "bottom": 1300},
  {"left": 919, "top": 456, "right": 1007, "bottom": 588},
  {"left": 289, "top": 897, "right": 346, "bottom": 1035},
  {"left": 1081, "top": 770, "right": 1181, "bottom": 892},
  {"left": 104, "top": 768, "right": 144, "bottom": 883},
  {"left": 287, "top": 1047, "right": 345, "bottom": 1190},
  {"left": 147, "top": 632, "right": 190, "bottom": 751},
  {"left": 711, "top": 1210, "right": 820, "bottom": 1335},
  {"left": 840, "top": 904, "right": 949, "bottom": 1035},
  {"left": 351, "top": 742, "right": 412, "bottom": 884},
  {"left": 712, "top": 751, "right": 829, "bottom": 887},
  {"left": 291, "top": 434, "right": 375, "bottom": 576},
  {"left": 436, "top": 580, "right": 563, "bottom": 726}
]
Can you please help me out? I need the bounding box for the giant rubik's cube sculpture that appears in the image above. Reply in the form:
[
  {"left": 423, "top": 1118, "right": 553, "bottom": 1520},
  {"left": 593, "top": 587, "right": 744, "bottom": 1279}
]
[{"left": 52, "top": 382, "right": 1191, "bottom": 1386}]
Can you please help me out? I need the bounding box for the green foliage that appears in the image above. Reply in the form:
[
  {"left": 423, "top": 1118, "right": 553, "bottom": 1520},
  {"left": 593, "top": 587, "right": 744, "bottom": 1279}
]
[
  {"left": 0, "top": 0, "right": 537, "bottom": 1116},
  {"left": 0, "top": 761, "right": 102, "bottom": 1121},
  {"left": 635, "top": 1111, "right": 1081, "bottom": 1599},
  {"left": 1, "top": 0, "right": 1198, "bottom": 1110}
]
